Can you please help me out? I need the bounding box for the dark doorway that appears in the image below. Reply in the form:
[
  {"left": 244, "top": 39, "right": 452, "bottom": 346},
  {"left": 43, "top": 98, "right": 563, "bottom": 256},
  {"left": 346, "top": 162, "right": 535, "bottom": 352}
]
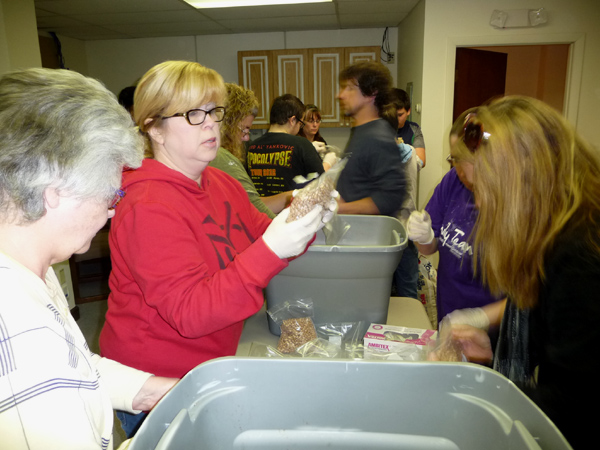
[
  {"left": 453, "top": 48, "right": 507, "bottom": 123},
  {"left": 453, "top": 44, "right": 570, "bottom": 123}
]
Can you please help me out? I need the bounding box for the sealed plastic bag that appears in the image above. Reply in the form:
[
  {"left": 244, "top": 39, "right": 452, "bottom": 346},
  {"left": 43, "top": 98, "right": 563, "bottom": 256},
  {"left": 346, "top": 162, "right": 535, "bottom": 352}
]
[
  {"left": 314, "top": 321, "right": 365, "bottom": 359},
  {"left": 417, "top": 254, "right": 438, "bottom": 328},
  {"left": 295, "top": 338, "right": 341, "bottom": 358},
  {"left": 288, "top": 158, "right": 347, "bottom": 222},
  {"left": 428, "top": 316, "right": 464, "bottom": 362},
  {"left": 267, "top": 299, "right": 318, "bottom": 354}
]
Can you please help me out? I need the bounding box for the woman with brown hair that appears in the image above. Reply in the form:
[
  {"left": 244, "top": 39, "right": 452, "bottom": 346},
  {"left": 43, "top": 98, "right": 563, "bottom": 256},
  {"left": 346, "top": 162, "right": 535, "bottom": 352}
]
[
  {"left": 298, "top": 104, "right": 327, "bottom": 144},
  {"left": 299, "top": 104, "right": 340, "bottom": 171},
  {"left": 437, "top": 96, "right": 600, "bottom": 448}
]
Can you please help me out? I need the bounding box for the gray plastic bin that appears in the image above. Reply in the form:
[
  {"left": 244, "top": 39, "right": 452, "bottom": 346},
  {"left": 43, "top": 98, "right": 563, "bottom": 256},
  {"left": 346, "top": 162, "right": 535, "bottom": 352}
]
[
  {"left": 128, "top": 358, "right": 572, "bottom": 450},
  {"left": 265, "top": 214, "right": 407, "bottom": 335}
]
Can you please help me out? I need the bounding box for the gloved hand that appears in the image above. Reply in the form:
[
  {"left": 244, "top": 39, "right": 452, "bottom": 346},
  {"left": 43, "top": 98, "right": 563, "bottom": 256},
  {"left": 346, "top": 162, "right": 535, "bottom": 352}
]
[
  {"left": 445, "top": 307, "right": 490, "bottom": 331},
  {"left": 398, "top": 143, "right": 414, "bottom": 163},
  {"left": 407, "top": 210, "right": 435, "bottom": 245},
  {"left": 322, "top": 151, "right": 338, "bottom": 168},
  {"left": 290, "top": 188, "right": 338, "bottom": 227},
  {"left": 312, "top": 141, "right": 326, "bottom": 155},
  {"left": 262, "top": 204, "right": 323, "bottom": 259},
  {"left": 321, "top": 189, "right": 339, "bottom": 226}
]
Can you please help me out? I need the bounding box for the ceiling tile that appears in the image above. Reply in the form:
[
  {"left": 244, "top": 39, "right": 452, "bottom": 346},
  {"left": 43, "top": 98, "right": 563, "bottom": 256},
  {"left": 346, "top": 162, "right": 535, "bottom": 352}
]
[
  {"left": 67, "top": 11, "right": 210, "bottom": 26},
  {"left": 34, "top": 0, "right": 417, "bottom": 40},
  {"left": 338, "top": 0, "right": 418, "bottom": 15},
  {"left": 38, "top": 26, "right": 132, "bottom": 40},
  {"left": 339, "top": 13, "right": 404, "bottom": 28},
  {"left": 218, "top": 15, "right": 339, "bottom": 33},
  {"left": 105, "top": 21, "right": 228, "bottom": 37}
]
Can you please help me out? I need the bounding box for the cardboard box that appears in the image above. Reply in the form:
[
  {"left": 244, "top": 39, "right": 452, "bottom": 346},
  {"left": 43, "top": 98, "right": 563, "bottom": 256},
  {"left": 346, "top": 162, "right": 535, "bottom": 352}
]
[{"left": 363, "top": 324, "right": 437, "bottom": 360}]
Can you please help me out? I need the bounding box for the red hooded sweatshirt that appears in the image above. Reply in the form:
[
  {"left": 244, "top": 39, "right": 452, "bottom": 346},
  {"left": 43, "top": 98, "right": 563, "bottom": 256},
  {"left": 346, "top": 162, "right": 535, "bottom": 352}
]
[{"left": 99, "top": 159, "right": 286, "bottom": 378}]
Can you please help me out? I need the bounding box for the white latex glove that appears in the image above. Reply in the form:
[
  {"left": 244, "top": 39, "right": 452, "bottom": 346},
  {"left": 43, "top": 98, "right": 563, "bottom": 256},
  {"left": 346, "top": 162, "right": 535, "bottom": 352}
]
[
  {"left": 312, "top": 141, "right": 326, "bottom": 155},
  {"left": 262, "top": 204, "right": 323, "bottom": 259},
  {"left": 407, "top": 210, "right": 435, "bottom": 245},
  {"left": 291, "top": 188, "right": 338, "bottom": 227},
  {"left": 445, "top": 307, "right": 490, "bottom": 331},
  {"left": 322, "top": 151, "right": 338, "bottom": 168},
  {"left": 321, "top": 189, "right": 339, "bottom": 226}
]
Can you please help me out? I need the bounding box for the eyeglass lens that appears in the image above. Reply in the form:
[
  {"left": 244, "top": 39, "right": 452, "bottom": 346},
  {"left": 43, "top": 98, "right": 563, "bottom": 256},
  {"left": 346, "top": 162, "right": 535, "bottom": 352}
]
[{"left": 186, "top": 106, "right": 226, "bottom": 125}]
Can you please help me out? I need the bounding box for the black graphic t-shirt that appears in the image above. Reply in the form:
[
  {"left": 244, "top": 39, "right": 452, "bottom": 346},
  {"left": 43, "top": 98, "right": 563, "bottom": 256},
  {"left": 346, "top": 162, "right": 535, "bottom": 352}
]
[{"left": 247, "top": 132, "right": 324, "bottom": 196}]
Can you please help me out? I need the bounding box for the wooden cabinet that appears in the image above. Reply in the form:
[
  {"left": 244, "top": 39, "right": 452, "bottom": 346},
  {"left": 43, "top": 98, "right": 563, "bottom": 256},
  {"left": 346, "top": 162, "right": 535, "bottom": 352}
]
[
  {"left": 238, "top": 46, "right": 380, "bottom": 128},
  {"left": 238, "top": 50, "right": 271, "bottom": 126},
  {"left": 307, "top": 48, "right": 343, "bottom": 127},
  {"left": 271, "top": 49, "right": 309, "bottom": 101}
]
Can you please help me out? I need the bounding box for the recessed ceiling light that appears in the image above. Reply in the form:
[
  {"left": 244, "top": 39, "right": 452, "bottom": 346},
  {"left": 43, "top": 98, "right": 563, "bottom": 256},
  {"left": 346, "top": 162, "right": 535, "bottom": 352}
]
[{"left": 183, "top": 0, "right": 332, "bottom": 8}]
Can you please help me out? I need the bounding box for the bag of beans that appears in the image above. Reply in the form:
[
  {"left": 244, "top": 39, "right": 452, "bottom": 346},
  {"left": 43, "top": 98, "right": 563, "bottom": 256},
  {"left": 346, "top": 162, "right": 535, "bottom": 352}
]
[
  {"left": 267, "top": 298, "right": 317, "bottom": 354},
  {"left": 288, "top": 158, "right": 347, "bottom": 222}
]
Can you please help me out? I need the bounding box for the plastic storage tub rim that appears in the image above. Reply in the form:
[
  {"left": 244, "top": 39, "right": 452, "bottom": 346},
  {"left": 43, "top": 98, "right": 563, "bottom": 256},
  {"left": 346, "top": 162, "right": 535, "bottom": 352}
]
[{"left": 128, "top": 357, "right": 572, "bottom": 450}]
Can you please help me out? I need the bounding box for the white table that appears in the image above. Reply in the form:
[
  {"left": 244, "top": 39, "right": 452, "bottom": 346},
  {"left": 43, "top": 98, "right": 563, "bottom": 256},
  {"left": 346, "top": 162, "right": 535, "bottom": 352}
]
[{"left": 235, "top": 297, "right": 433, "bottom": 356}]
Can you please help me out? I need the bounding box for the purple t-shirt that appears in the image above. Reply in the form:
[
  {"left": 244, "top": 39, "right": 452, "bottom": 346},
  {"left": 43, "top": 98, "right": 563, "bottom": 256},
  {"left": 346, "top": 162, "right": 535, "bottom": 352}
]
[{"left": 425, "top": 168, "right": 500, "bottom": 321}]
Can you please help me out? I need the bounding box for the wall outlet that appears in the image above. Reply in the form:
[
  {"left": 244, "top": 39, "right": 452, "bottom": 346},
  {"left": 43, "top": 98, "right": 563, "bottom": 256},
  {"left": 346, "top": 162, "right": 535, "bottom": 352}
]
[{"left": 388, "top": 52, "right": 395, "bottom": 63}]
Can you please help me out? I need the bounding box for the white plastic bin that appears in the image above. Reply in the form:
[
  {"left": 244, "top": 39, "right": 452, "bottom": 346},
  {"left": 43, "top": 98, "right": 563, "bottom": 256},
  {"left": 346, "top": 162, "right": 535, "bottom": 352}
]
[{"left": 128, "top": 358, "right": 572, "bottom": 450}]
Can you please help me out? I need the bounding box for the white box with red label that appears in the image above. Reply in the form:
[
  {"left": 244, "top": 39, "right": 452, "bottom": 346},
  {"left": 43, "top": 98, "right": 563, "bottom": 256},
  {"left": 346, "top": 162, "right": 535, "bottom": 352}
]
[{"left": 363, "top": 324, "right": 437, "bottom": 360}]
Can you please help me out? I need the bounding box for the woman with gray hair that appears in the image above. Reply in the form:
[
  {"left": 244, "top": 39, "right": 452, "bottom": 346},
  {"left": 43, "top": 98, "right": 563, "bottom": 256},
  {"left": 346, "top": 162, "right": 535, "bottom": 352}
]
[{"left": 0, "top": 68, "right": 177, "bottom": 450}]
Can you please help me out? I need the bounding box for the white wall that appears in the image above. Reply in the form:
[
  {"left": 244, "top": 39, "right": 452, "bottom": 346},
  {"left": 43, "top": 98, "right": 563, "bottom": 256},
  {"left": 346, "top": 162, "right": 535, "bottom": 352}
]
[
  {"left": 414, "top": 0, "right": 600, "bottom": 210},
  {"left": 396, "top": 0, "right": 425, "bottom": 127},
  {"left": 57, "top": 34, "right": 89, "bottom": 75},
  {"left": 0, "top": 0, "right": 41, "bottom": 72},
  {"left": 77, "top": 27, "right": 397, "bottom": 151},
  {"left": 86, "top": 36, "right": 197, "bottom": 93},
  {"left": 82, "top": 28, "right": 396, "bottom": 94}
]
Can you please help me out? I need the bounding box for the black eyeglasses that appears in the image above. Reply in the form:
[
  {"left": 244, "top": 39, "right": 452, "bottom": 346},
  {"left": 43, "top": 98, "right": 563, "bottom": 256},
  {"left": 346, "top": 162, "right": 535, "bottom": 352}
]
[
  {"left": 461, "top": 113, "right": 490, "bottom": 152},
  {"left": 164, "top": 106, "right": 226, "bottom": 126},
  {"left": 296, "top": 117, "right": 305, "bottom": 130},
  {"left": 109, "top": 189, "right": 125, "bottom": 210}
]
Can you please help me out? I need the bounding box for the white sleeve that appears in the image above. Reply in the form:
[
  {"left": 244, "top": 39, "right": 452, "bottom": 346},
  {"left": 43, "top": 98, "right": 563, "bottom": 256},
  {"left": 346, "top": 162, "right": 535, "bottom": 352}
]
[{"left": 93, "top": 353, "right": 153, "bottom": 413}]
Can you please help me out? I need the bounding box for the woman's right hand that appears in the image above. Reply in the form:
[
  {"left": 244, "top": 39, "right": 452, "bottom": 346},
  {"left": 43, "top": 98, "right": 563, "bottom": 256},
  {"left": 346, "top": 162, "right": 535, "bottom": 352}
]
[
  {"left": 451, "top": 324, "right": 493, "bottom": 364},
  {"left": 262, "top": 205, "right": 323, "bottom": 259},
  {"left": 407, "top": 210, "right": 435, "bottom": 245}
]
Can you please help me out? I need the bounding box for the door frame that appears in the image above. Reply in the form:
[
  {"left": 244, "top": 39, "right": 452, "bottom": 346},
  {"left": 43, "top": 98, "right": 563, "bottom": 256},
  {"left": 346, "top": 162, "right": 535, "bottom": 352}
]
[{"left": 443, "top": 32, "right": 585, "bottom": 137}]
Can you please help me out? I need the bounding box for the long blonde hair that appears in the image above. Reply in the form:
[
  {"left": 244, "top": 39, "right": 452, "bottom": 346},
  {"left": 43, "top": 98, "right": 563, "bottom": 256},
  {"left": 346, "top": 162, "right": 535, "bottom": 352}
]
[
  {"left": 134, "top": 61, "right": 226, "bottom": 157},
  {"left": 452, "top": 96, "right": 600, "bottom": 309},
  {"left": 220, "top": 83, "right": 259, "bottom": 163}
]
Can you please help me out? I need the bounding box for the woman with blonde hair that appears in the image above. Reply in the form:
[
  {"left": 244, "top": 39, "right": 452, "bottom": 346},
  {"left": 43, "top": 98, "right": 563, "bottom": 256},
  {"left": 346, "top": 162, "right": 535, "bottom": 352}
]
[
  {"left": 437, "top": 96, "right": 600, "bottom": 448},
  {"left": 406, "top": 107, "right": 503, "bottom": 326},
  {"left": 219, "top": 82, "right": 259, "bottom": 163},
  {"left": 209, "top": 83, "right": 290, "bottom": 218},
  {"left": 99, "top": 61, "right": 335, "bottom": 436}
]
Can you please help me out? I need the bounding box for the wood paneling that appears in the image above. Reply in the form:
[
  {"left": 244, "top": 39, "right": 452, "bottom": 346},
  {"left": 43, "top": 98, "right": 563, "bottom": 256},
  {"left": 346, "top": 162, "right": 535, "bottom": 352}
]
[{"left": 239, "top": 46, "right": 381, "bottom": 128}]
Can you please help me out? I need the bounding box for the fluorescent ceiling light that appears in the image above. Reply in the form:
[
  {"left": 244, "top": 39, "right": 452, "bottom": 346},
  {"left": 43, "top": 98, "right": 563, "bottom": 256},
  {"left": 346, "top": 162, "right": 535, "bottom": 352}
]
[{"left": 184, "top": 0, "right": 332, "bottom": 8}]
